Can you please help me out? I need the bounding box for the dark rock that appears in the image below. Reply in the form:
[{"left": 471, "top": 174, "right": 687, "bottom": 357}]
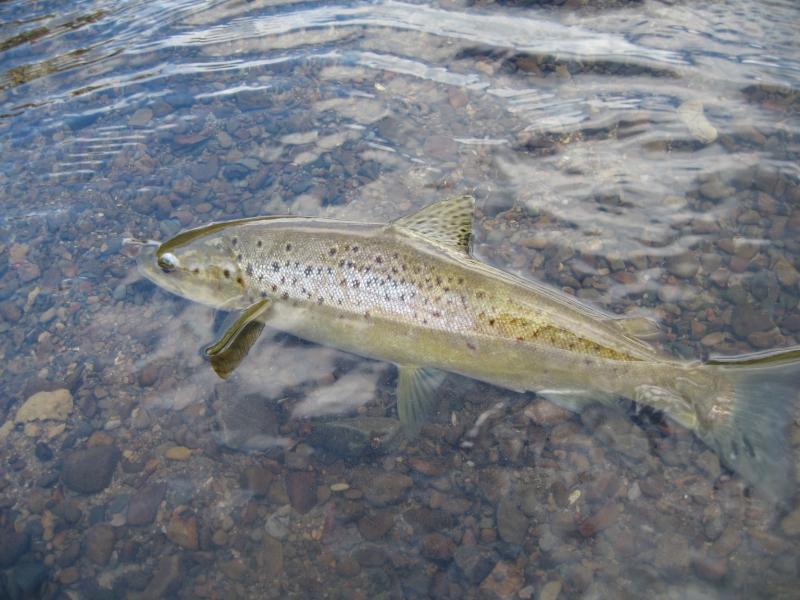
[
  {"left": 236, "top": 91, "right": 272, "bottom": 111},
  {"left": 579, "top": 502, "right": 619, "bottom": 537},
  {"left": 404, "top": 507, "right": 454, "bottom": 532},
  {"left": 164, "top": 93, "right": 195, "bottom": 109},
  {"left": 362, "top": 472, "right": 412, "bottom": 506},
  {"left": 352, "top": 545, "right": 387, "bottom": 567},
  {"left": 84, "top": 524, "right": 115, "bottom": 565},
  {"left": 34, "top": 442, "right": 53, "bottom": 462},
  {"left": 62, "top": 445, "right": 119, "bottom": 494},
  {"left": 286, "top": 471, "right": 317, "bottom": 514},
  {"left": 36, "top": 470, "right": 59, "bottom": 488},
  {"left": 0, "top": 529, "right": 29, "bottom": 567},
  {"left": 189, "top": 156, "right": 218, "bottom": 183},
  {"left": 166, "top": 510, "right": 198, "bottom": 550},
  {"left": 243, "top": 466, "right": 274, "bottom": 497},
  {"left": 454, "top": 545, "right": 497, "bottom": 585},
  {"left": 357, "top": 510, "right": 394, "bottom": 540},
  {"left": 222, "top": 164, "right": 250, "bottom": 180},
  {"left": 496, "top": 495, "right": 527, "bottom": 545},
  {"left": 54, "top": 501, "right": 82, "bottom": 525},
  {"left": 731, "top": 306, "right": 774, "bottom": 338},
  {"left": 140, "top": 554, "right": 183, "bottom": 598},
  {"left": 421, "top": 533, "right": 455, "bottom": 562},
  {"left": 308, "top": 417, "right": 402, "bottom": 458},
  {"left": 1, "top": 562, "right": 47, "bottom": 598},
  {"left": 127, "top": 482, "right": 166, "bottom": 526}
]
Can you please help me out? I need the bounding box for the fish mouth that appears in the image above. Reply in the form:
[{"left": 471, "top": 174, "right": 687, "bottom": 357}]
[{"left": 136, "top": 244, "right": 170, "bottom": 289}]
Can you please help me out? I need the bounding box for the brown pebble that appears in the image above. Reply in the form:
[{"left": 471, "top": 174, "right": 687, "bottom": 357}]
[
  {"left": 421, "top": 532, "right": 455, "bottom": 562},
  {"left": 579, "top": 501, "right": 619, "bottom": 537},
  {"left": 166, "top": 510, "right": 199, "bottom": 550},
  {"left": 58, "top": 566, "right": 80, "bottom": 585},
  {"left": 286, "top": 471, "right": 317, "bottom": 514},
  {"left": 87, "top": 431, "right": 114, "bottom": 448}
]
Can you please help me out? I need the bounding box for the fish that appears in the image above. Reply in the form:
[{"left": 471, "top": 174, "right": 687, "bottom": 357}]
[{"left": 138, "top": 195, "right": 799, "bottom": 503}]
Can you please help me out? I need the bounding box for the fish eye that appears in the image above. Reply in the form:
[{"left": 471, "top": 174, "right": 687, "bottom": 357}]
[{"left": 157, "top": 252, "right": 179, "bottom": 273}]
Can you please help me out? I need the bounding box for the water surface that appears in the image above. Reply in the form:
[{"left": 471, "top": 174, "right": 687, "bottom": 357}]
[{"left": 1, "top": 0, "right": 799, "bottom": 598}]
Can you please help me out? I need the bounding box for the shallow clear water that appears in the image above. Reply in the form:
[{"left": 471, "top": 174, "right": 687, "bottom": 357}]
[{"left": 1, "top": 0, "right": 799, "bottom": 597}]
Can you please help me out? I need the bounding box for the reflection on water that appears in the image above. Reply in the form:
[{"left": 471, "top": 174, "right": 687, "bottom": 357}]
[{"left": 1, "top": 0, "right": 799, "bottom": 597}]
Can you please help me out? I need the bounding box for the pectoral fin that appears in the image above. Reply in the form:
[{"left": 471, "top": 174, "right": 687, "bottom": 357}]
[
  {"left": 205, "top": 299, "right": 270, "bottom": 379},
  {"left": 397, "top": 365, "right": 447, "bottom": 434}
]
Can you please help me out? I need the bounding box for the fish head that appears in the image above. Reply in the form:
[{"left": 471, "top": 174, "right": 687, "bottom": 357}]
[{"left": 137, "top": 223, "right": 248, "bottom": 309}]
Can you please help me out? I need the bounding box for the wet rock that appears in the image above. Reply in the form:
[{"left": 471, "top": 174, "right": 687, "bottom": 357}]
[
  {"left": 127, "top": 482, "right": 166, "bottom": 526},
  {"left": 666, "top": 253, "right": 700, "bottom": 278},
  {"left": 496, "top": 496, "right": 527, "bottom": 545},
  {"left": 540, "top": 580, "right": 563, "bottom": 600},
  {"left": 286, "top": 471, "right": 317, "bottom": 514},
  {"left": 216, "top": 392, "right": 278, "bottom": 451},
  {"left": 731, "top": 306, "right": 774, "bottom": 337},
  {"left": 1, "top": 562, "right": 47, "bottom": 598},
  {"left": 0, "top": 529, "right": 29, "bottom": 567},
  {"left": 693, "top": 553, "right": 727, "bottom": 581},
  {"left": 165, "top": 446, "right": 191, "bottom": 461},
  {"left": 654, "top": 532, "right": 690, "bottom": 573},
  {"left": 357, "top": 510, "right": 394, "bottom": 540},
  {"left": 243, "top": 466, "right": 274, "bottom": 497},
  {"left": 129, "top": 108, "right": 153, "bottom": 127},
  {"left": 189, "top": 155, "right": 218, "bottom": 183},
  {"left": 0, "top": 301, "right": 22, "bottom": 322},
  {"left": 236, "top": 91, "right": 271, "bottom": 111},
  {"left": 404, "top": 507, "right": 454, "bottom": 532},
  {"left": 774, "top": 258, "right": 800, "bottom": 287},
  {"left": 421, "top": 532, "right": 455, "bottom": 562},
  {"left": 579, "top": 502, "right": 619, "bottom": 537},
  {"left": 779, "top": 505, "right": 800, "bottom": 537},
  {"left": 363, "top": 472, "right": 412, "bottom": 506},
  {"left": 479, "top": 561, "right": 523, "bottom": 599},
  {"left": 454, "top": 545, "right": 497, "bottom": 584},
  {"left": 61, "top": 445, "right": 119, "bottom": 494},
  {"left": 307, "top": 417, "right": 401, "bottom": 458},
  {"left": 34, "top": 442, "right": 53, "bottom": 462},
  {"left": 140, "top": 554, "right": 183, "bottom": 598},
  {"left": 84, "top": 524, "right": 115, "bottom": 566},
  {"left": 222, "top": 164, "right": 250, "bottom": 180},
  {"left": 523, "top": 400, "right": 572, "bottom": 425},
  {"left": 353, "top": 544, "right": 388, "bottom": 567},
  {"left": 166, "top": 510, "right": 198, "bottom": 550},
  {"left": 15, "top": 388, "right": 72, "bottom": 422}
]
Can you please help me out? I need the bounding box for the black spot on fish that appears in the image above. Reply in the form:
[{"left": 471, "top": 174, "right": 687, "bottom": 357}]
[
  {"left": 223, "top": 269, "right": 231, "bottom": 278},
  {"left": 489, "top": 318, "right": 495, "bottom": 326},
  {"left": 466, "top": 341, "right": 476, "bottom": 351},
  {"left": 375, "top": 256, "right": 383, "bottom": 264},
  {"left": 257, "top": 240, "right": 262, "bottom": 247},
  {"left": 282, "top": 292, "right": 289, "bottom": 300},
  {"left": 353, "top": 280, "right": 360, "bottom": 288},
  {"left": 271, "top": 285, "right": 277, "bottom": 292},
  {"left": 317, "top": 297, "right": 324, "bottom": 305},
  {"left": 236, "top": 277, "right": 244, "bottom": 285},
  {"left": 458, "top": 277, "right": 464, "bottom": 284},
  {"left": 304, "top": 266, "right": 312, "bottom": 276},
  {"left": 246, "top": 264, "right": 253, "bottom": 276},
  {"left": 236, "top": 253, "right": 243, "bottom": 261},
  {"left": 272, "top": 262, "right": 280, "bottom": 272},
  {"left": 329, "top": 247, "right": 337, "bottom": 256},
  {"left": 352, "top": 246, "right": 359, "bottom": 253},
  {"left": 339, "top": 259, "right": 345, "bottom": 267},
  {"left": 286, "top": 243, "right": 292, "bottom": 251},
  {"left": 260, "top": 291, "right": 267, "bottom": 298},
  {"left": 192, "top": 268, "right": 199, "bottom": 274},
  {"left": 232, "top": 237, "right": 238, "bottom": 246},
  {"left": 432, "top": 310, "right": 441, "bottom": 317}
]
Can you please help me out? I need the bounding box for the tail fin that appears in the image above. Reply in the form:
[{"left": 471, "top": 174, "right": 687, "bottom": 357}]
[{"left": 697, "top": 359, "right": 798, "bottom": 506}]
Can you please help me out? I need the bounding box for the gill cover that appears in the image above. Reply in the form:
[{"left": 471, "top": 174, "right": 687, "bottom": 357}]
[{"left": 137, "top": 222, "right": 248, "bottom": 310}]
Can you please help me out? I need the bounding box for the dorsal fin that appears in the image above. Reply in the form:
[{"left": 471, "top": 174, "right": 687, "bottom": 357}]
[{"left": 390, "top": 195, "right": 475, "bottom": 255}]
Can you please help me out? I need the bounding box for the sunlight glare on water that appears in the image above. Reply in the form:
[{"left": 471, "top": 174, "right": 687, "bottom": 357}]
[{"left": 0, "top": 0, "right": 799, "bottom": 598}]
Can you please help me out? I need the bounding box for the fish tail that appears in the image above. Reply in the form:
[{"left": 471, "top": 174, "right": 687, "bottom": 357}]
[{"left": 695, "top": 359, "right": 798, "bottom": 505}]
